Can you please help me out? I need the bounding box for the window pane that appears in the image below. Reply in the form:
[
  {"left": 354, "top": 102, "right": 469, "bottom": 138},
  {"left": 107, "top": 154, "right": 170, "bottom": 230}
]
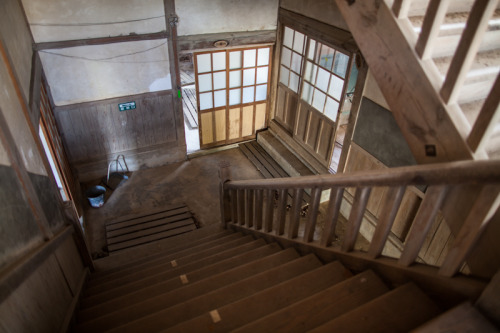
[
  {"left": 289, "top": 72, "right": 300, "bottom": 92},
  {"left": 316, "top": 67, "right": 330, "bottom": 92},
  {"left": 328, "top": 75, "right": 344, "bottom": 100},
  {"left": 257, "top": 48, "right": 270, "bottom": 66},
  {"left": 197, "top": 54, "right": 211, "bottom": 73},
  {"left": 308, "top": 39, "right": 316, "bottom": 60},
  {"left": 213, "top": 72, "right": 226, "bottom": 90},
  {"left": 291, "top": 52, "right": 302, "bottom": 74},
  {"left": 214, "top": 90, "right": 226, "bottom": 107},
  {"left": 312, "top": 89, "right": 326, "bottom": 112},
  {"left": 301, "top": 82, "right": 313, "bottom": 104},
  {"left": 243, "top": 68, "right": 256, "bottom": 86},
  {"left": 303, "top": 61, "right": 317, "bottom": 83},
  {"left": 199, "top": 92, "right": 213, "bottom": 110},
  {"left": 243, "top": 86, "right": 255, "bottom": 104},
  {"left": 293, "top": 31, "right": 305, "bottom": 54},
  {"left": 317, "top": 44, "right": 334, "bottom": 70},
  {"left": 212, "top": 52, "right": 226, "bottom": 71},
  {"left": 230, "top": 51, "right": 242, "bottom": 69},
  {"left": 256, "top": 84, "right": 267, "bottom": 101},
  {"left": 256, "top": 67, "right": 268, "bottom": 84},
  {"left": 230, "top": 70, "right": 242, "bottom": 88},
  {"left": 229, "top": 89, "right": 241, "bottom": 105},
  {"left": 283, "top": 27, "right": 294, "bottom": 48},
  {"left": 281, "top": 48, "right": 292, "bottom": 68},
  {"left": 244, "top": 49, "right": 256, "bottom": 68},
  {"left": 333, "top": 52, "right": 349, "bottom": 78},
  {"left": 280, "top": 66, "right": 290, "bottom": 86},
  {"left": 198, "top": 73, "right": 212, "bottom": 92},
  {"left": 325, "top": 97, "right": 339, "bottom": 121}
]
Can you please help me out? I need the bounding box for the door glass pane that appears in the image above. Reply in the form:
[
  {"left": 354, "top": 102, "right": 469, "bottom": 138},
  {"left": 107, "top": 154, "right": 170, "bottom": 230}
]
[
  {"left": 316, "top": 67, "right": 330, "bottom": 92},
  {"left": 255, "top": 84, "right": 267, "bottom": 101},
  {"left": 312, "top": 89, "right": 326, "bottom": 112},
  {"left": 243, "top": 86, "right": 255, "bottom": 104},
  {"left": 229, "top": 89, "right": 241, "bottom": 105},
  {"left": 303, "top": 61, "right": 317, "bottom": 83},
  {"left": 257, "top": 48, "right": 270, "bottom": 66},
  {"left": 328, "top": 75, "right": 344, "bottom": 100},
  {"left": 281, "top": 48, "right": 292, "bottom": 68},
  {"left": 333, "top": 52, "right": 349, "bottom": 78},
  {"left": 243, "top": 68, "right": 256, "bottom": 86},
  {"left": 283, "top": 27, "right": 294, "bottom": 48},
  {"left": 199, "top": 92, "right": 213, "bottom": 110},
  {"left": 244, "top": 49, "right": 256, "bottom": 68},
  {"left": 289, "top": 72, "right": 300, "bottom": 92},
  {"left": 280, "top": 66, "right": 290, "bottom": 86},
  {"left": 229, "top": 70, "right": 242, "bottom": 88},
  {"left": 325, "top": 97, "right": 339, "bottom": 121},
  {"left": 308, "top": 39, "right": 316, "bottom": 60},
  {"left": 293, "top": 31, "right": 305, "bottom": 54},
  {"left": 291, "top": 52, "right": 302, "bottom": 74},
  {"left": 317, "top": 45, "right": 334, "bottom": 70},
  {"left": 198, "top": 73, "right": 212, "bottom": 92},
  {"left": 256, "top": 67, "right": 268, "bottom": 84},
  {"left": 213, "top": 72, "right": 226, "bottom": 90},
  {"left": 301, "top": 82, "right": 313, "bottom": 104},
  {"left": 212, "top": 52, "right": 226, "bottom": 71},
  {"left": 197, "top": 54, "right": 211, "bottom": 73},
  {"left": 230, "top": 51, "right": 242, "bottom": 69},
  {"left": 214, "top": 90, "right": 226, "bottom": 107}
]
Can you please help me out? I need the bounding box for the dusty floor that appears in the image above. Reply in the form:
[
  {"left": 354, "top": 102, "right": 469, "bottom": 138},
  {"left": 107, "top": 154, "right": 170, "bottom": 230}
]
[{"left": 82, "top": 148, "right": 263, "bottom": 257}]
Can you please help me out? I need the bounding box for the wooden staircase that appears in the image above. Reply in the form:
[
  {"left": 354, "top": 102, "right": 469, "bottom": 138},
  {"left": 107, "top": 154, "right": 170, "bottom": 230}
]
[{"left": 74, "top": 226, "right": 497, "bottom": 332}]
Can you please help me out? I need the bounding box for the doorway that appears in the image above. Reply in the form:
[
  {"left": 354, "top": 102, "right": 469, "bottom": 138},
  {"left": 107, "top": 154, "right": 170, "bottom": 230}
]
[{"left": 180, "top": 53, "right": 201, "bottom": 154}]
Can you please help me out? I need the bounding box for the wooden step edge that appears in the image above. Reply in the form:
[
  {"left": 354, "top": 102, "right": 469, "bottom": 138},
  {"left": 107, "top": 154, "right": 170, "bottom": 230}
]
[
  {"left": 106, "top": 211, "right": 193, "bottom": 237},
  {"left": 105, "top": 203, "right": 188, "bottom": 226},
  {"left": 105, "top": 206, "right": 191, "bottom": 232}
]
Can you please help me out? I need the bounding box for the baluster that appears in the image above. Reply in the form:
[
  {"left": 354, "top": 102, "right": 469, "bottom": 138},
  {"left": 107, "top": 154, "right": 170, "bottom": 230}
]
[
  {"left": 367, "top": 186, "right": 406, "bottom": 258},
  {"left": 341, "top": 187, "right": 372, "bottom": 252},
  {"left": 415, "top": 0, "right": 451, "bottom": 59},
  {"left": 230, "top": 189, "right": 238, "bottom": 224},
  {"left": 467, "top": 74, "right": 500, "bottom": 153},
  {"left": 245, "top": 189, "right": 254, "bottom": 228},
  {"left": 254, "top": 189, "right": 264, "bottom": 230},
  {"left": 439, "top": 185, "right": 500, "bottom": 277},
  {"left": 440, "top": 0, "right": 498, "bottom": 104},
  {"left": 320, "top": 187, "right": 344, "bottom": 247},
  {"left": 276, "top": 189, "right": 288, "bottom": 235},
  {"left": 263, "top": 189, "right": 274, "bottom": 232},
  {"left": 218, "top": 163, "right": 232, "bottom": 228},
  {"left": 392, "top": 0, "right": 412, "bottom": 19},
  {"left": 399, "top": 185, "right": 449, "bottom": 266},
  {"left": 303, "top": 187, "right": 322, "bottom": 242},
  {"left": 288, "top": 188, "right": 304, "bottom": 239},
  {"left": 237, "top": 189, "right": 245, "bottom": 226}
]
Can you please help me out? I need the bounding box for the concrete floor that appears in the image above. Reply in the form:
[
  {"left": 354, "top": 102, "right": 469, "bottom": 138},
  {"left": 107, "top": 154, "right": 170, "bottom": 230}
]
[{"left": 83, "top": 148, "right": 263, "bottom": 257}]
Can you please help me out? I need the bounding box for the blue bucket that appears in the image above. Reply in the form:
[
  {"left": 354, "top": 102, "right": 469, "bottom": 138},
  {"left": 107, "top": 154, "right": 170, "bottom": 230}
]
[{"left": 86, "top": 185, "right": 106, "bottom": 208}]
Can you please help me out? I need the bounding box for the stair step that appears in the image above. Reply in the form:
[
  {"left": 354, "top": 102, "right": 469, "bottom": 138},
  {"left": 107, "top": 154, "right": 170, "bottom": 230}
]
[
  {"left": 413, "top": 301, "right": 498, "bottom": 332},
  {"left": 103, "top": 253, "right": 324, "bottom": 333},
  {"left": 309, "top": 283, "right": 441, "bottom": 333},
  {"left": 432, "top": 30, "right": 500, "bottom": 59},
  {"left": 91, "top": 227, "right": 231, "bottom": 278},
  {"left": 163, "top": 261, "right": 352, "bottom": 333},
  {"left": 87, "top": 232, "right": 242, "bottom": 287},
  {"left": 239, "top": 141, "right": 289, "bottom": 179},
  {"left": 77, "top": 246, "right": 299, "bottom": 332},
  {"left": 105, "top": 203, "right": 187, "bottom": 229},
  {"left": 233, "top": 270, "right": 388, "bottom": 333},
  {"left": 81, "top": 235, "right": 259, "bottom": 306}
]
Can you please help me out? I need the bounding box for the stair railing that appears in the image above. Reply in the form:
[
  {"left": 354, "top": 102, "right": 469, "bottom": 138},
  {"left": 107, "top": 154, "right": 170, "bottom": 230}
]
[{"left": 219, "top": 160, "right": 500, "bottom": 277}]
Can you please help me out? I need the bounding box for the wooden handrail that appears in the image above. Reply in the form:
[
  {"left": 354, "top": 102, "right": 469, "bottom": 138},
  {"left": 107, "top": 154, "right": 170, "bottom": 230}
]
[{"left": 224, "top": 160, "right": 500, "bottom": 190}]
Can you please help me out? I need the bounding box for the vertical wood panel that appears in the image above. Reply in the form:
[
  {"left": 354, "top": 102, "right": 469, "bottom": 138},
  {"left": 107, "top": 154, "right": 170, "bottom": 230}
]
[
  {"left": 255, "top": 103, "right": 267, "bottom": 131},
  {"left": 200, "top": 112, "right": 214, "bottom": 145},
  {"left": 242, "top": 106, "right": 254, "bottom": 137},
  {"left": 214, "top": 109, "right": 226, "bottom": 142},
  {"left": 229, "top": 107, "right": 241, "bottom": 140}
]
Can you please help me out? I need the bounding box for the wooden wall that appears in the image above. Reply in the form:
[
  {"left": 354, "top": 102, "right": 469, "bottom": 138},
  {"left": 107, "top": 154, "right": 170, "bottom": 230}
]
[{"left": 54, "top": 90, "right": 186, "bottom": 181}]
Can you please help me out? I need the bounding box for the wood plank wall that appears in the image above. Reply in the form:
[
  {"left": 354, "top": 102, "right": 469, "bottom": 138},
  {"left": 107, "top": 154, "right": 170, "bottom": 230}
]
[{"left": 54, "top": 90, "right": 185, "bottom": 181}]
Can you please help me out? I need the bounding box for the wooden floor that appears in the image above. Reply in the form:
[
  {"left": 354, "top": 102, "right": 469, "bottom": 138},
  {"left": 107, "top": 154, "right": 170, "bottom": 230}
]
[{"left": 182, "top": 86, "right": 198, "bottom": 129}]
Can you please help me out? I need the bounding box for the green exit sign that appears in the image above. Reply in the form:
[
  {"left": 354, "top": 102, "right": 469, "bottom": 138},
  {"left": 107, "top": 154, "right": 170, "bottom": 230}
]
[{"left": 119, "top": 101, "right": 136, "bottom": 111}]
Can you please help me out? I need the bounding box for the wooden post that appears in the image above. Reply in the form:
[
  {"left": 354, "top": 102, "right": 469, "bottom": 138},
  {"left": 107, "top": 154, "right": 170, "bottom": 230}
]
[
  {"left": 245, "top": 189, "right": 254, "bottom": 228},
  {"left": 303, "top": 187, "right": 322, "bottom": 243},
  {"left": 276, "top": 189, "right": 288, "bottom": 235},
  {"left": 415, "top": 0, "right": 452, "bottom": 60},
  {"left": 264, "top": 189, "right": 274, "bottom": 232},
  {"left": 254, "top": 189, "right": 264, "bottom": 230},
  {"left": 218, "top": 162, "right": 232, "bottom": 228},
  {"left": 320, "top": 187, "right": 345, "bottom": 247},
  {"left": 288, "top": 188, "right": 304, "bottom": 239},
  {"left": 341, "top": 187, "right": 372, "bottom": 252}
]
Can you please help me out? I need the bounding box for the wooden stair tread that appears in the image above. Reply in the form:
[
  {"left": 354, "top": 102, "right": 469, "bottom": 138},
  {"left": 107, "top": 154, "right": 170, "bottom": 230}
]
[
  {"left": 77, "top": 246, "right": 300, "bottom": 331},
  {"left": 106, "top": 206, "right": 190, "bottom": 232},
  {"left": 105, "top": 203, "right": 187, "bottom": 227},
  {"left": 233, "top": 270, "right": 389, "bottom": 333},
  {"left": 163, "top": 261, "right": 352, "bottom": 333},
  {"left": 239, "top": 143, "right": 274, "bottom": 179},
  {"left": 412, "top": 301, "right": 498, "bottom": 332},
  {"left": 103, "top": 253, "right": 324, "bottom": 333},
  {"left": 84, "top": 234, "right": 255, "bottom": 298},
  {"left": 309, "top": 283, "right": 441, "bottom": 333}
]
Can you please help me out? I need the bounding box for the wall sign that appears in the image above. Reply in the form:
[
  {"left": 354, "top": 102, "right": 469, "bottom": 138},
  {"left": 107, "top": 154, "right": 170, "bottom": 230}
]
[{"left": 118, "top": 101, "right": 136, "bottom": 111}]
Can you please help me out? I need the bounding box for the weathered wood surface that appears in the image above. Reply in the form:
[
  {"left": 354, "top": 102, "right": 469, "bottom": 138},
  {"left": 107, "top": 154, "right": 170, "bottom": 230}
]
[
  {"left": 182, "top": 86, "right": 198, "bottom": 128},
  {"left": 177, "top": 30, "right": 276, "bottom": 53}
]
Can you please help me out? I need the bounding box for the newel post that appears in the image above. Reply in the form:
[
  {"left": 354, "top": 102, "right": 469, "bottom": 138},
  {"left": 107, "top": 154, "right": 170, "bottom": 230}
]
[{"left": 219, "top": 162, "right": 232, "bottom": 228}]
